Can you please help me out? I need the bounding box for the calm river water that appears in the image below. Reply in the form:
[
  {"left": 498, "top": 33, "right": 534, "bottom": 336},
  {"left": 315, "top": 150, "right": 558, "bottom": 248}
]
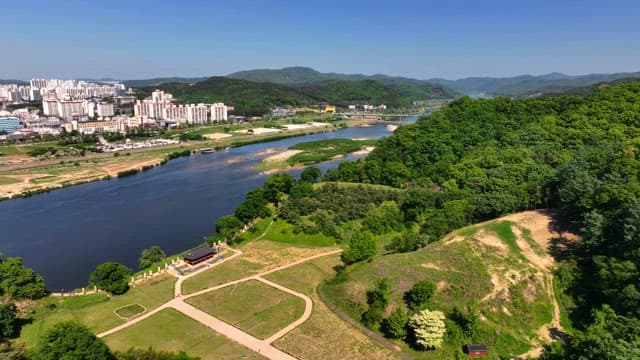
[{"left": 0, "top": 118, "right": 417, "bottom": 290}]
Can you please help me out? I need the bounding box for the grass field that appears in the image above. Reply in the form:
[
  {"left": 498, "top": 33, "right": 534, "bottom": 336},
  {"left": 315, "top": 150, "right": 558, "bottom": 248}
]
[
  {"left": 264, "top": 255, "right": 398, "bottom": 360},
  {"left": 104, "top": 308, "right": 266, "bottom": 360},
  {"left": 186, "top": 280, "right": 305, "bottom": 339},
  {"left": 20, "top": 274, "right": 176, "bottom": 349},
  {"left": 287, "top": 138, "right": 377, "bottom": 166},
  {"left": 182, "top": 240, "right": 339, "bottom": 295},
  {"left": 322, "top": 216, "right": 558, "bottom": 359},
  {"left": 114, "top": 304, "right": 146, "bottom": 319},
  {"left": 261, "top": 219, "right": 336, "bottom": 247}
]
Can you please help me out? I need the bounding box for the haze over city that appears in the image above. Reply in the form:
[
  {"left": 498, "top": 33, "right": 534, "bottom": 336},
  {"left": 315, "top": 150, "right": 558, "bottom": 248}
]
[{"left": 3, "top": 0, "right": 640, "bottom": 80}]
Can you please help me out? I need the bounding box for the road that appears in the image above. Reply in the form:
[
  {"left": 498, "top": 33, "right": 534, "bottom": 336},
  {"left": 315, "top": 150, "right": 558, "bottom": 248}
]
[{"left": 98, "top": 245, "right": 342, "bottom": 360}]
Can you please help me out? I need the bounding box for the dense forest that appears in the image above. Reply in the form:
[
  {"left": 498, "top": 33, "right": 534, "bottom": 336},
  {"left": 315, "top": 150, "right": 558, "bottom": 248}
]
[{"left": 218, "top": 81, "right": 640, "bottom": 357}]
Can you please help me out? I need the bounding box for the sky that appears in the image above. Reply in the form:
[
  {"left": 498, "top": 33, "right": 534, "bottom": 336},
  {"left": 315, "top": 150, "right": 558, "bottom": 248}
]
[{"left": 2, "top": 0, "right": 640, "bottom": 80}]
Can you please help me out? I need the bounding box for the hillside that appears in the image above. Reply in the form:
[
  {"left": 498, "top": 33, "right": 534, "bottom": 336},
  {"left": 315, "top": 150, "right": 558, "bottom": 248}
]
[
  {"left": 228, "top": 66, "right": 457, "bottom": 100},
  {"left": 140, "top": 77, "right": 422, "bottom": 116},
  {"left": 139, "top": 77, "right": 313, "bottom": 116},
  {"left": 323, "top": 211, "right": 575, "bottom": 359},
  {"left": 429, "top": 71, "right": 640, "bottom": 97}
]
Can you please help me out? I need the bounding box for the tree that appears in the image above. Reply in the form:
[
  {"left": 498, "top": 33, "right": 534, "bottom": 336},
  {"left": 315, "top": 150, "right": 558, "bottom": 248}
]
[
  {"left": 115, "top": 348, "right": 200, "bottom": 360},
  {"left": 235, "top": 188, "right": 271, "bottom": 223},
  {"left": 361, "top": 278, "right": 391, "bottom": 328},
  {"left": 404, "top": 280, "right": 437, "bottom": 311},
  {"left": 263, "top": 173, "right": 295, "bottom": 204},
  {"left": 289, "top": 181, "right": 313, "bottom": 199},
  {"left": 300, "top": 166, "right": 321, "bottom": 183},
  {"left": 33, "top": 321, "right": 115, "bottom": 360},
  {"left": 138, "top": 246, "right": 166, "bottom": 270},
  {"left": 214, "top": 215, "right": 244, "bottom": 242},
  {"left": 409, "top": 309, "right": 447, "bottom": 350},
  {"left": 0, "top": 303, "right": 17, "bottom": 340},
  {"left": 341, "top": 231, "right": 377, "bottom": 265},
  {"left": 0, "top": 257, "right": 47, "bottom": 299},
  {"left": 89, "top": 262, "right": 131, "bottom": 295},
  {"left": 382, "top": 308, "right": 408, "bottom": 339}
]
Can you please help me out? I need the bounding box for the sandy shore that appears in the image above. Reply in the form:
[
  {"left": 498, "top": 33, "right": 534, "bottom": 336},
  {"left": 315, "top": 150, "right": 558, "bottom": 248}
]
[
  {"left": 251, "top": 148, "right": 283, "bottom": 158},
  {"left": 351, "top": 146, "right": 376, "bottom": 155},
  {"left": 264, "top": 150, "right": 303, "bottom": 163}
]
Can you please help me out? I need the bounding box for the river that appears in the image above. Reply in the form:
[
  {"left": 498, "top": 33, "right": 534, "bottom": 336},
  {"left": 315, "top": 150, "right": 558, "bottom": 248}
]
[{"left": 0, "top": 118, "right": 418, "bottom": 290}]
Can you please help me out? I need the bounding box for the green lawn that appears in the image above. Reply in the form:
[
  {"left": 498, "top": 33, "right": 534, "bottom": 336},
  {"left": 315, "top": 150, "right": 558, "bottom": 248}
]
[
  {"left": 185, "top": 280, "right": 305, "bottom": 339},
  {"left": 262, "top": 220, "right": 336, "bottom": 247},
  {"left": 182, "top": 240, "right": 337, "bottom": 295},
  {"left": 104, "top": 308, "right": 266, "bottom": 360},
  {"left": 20, "top": 274, "right": 176, "bottom": 349},
  {"left": 181, "top": 257, "right": 266, "bottom": 295},
  {"left": 114, "top": 304, "right": 146, "bottom": 319},
  {"left": 265, "top": 255, "right": 399, "bottom": 360}
]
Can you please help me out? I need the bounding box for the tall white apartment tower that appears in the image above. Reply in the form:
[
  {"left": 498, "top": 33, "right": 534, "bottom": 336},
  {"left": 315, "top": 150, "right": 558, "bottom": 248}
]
[{"left": 210, "top": 103, "right": 228, "bottom": 122}]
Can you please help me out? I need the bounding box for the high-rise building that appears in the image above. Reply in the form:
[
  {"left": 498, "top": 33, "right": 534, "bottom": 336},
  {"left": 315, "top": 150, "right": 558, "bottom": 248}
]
[
  {"left": 210, "top": 103, "right": 228, "bottom": 121},
  {"left": 96, "top": 103, "right": 115, "bottom": 118}
]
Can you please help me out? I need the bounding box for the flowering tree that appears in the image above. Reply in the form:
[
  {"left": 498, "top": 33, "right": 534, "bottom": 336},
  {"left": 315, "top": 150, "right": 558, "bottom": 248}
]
[{"left": 409, "top": 309, "right": 447, "bottom": 349}]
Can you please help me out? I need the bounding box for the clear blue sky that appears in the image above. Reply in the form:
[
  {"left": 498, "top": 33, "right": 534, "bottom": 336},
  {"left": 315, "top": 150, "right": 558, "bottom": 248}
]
[{"left": 3, "top": 0, "right": 639, "bottom": 80}]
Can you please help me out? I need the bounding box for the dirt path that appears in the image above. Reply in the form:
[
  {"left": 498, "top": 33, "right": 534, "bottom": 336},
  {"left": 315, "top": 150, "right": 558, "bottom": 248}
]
[
  {"left": 502, "top": 211, "right": 572, "bottom": 359},
  {"left": 98, "top": 246, "right": 342, "bottom": 360}
]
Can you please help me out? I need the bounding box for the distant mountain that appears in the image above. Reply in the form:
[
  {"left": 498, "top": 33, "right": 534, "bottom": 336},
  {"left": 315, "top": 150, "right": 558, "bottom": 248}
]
[
  {"left": 0, "top": 79, "right": 29, "bottom": 86},
  {"left": 123, "top": 77, "right": 208, "bottom": 88},
  {"left": 227, "top": 66, "right": 457, "bottom": 100},
  {"left": 429, "top": 71, "right": 640, "bottom": 97},
  {"left": 141, "top": 76, "right": 418, "bottom": 116}
]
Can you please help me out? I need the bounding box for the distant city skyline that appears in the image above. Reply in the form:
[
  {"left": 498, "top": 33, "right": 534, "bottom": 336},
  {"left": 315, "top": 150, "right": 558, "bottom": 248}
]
[{"left": 2, "top": 0, "right": 640, "bottom": 80}]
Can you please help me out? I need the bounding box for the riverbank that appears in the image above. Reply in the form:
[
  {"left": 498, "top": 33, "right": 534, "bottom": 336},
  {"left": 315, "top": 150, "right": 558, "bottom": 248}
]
[{"left": 0, "top": 118, "right": 385, "bottom": 200}]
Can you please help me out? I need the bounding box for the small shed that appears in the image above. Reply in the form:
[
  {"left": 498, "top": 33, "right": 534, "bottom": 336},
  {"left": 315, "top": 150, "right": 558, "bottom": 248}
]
[
  {"left": 464, "top": 344, "right": 488, "bottom": 357},
  {"left": 183, "top": 245, "right": 218, "bottom": 265}
]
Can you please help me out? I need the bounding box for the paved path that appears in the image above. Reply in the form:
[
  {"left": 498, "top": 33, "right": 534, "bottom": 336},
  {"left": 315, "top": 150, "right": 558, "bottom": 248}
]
[{"left": 98, "top": 247, "right": 343, "bottom": 360}]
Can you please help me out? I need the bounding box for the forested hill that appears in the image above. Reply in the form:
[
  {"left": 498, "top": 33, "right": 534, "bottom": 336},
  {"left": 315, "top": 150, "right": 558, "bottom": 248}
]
[
  {"left": 323, "top": 81, "right": 640, "bottom": 358},
  {"left": 429, "top": 71, "right": 640, "bottom": 97},
  {"left": 138, "top": 76, "right": 443, "bottom": 116},
  {"left": 227, "top": 66, "right": 457, "bottom": 99}
]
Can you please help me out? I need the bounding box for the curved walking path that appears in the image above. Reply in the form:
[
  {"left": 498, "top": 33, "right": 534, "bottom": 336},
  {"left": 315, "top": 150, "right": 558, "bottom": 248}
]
[{"left": 98, "top": 246, "right": 342, "bottom": 360}]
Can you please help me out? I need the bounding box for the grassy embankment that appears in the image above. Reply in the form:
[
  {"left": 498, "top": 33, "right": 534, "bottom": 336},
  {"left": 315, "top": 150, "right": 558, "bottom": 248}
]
[{"left": 321, "top": 215, "right": 561, "bottom": 359}]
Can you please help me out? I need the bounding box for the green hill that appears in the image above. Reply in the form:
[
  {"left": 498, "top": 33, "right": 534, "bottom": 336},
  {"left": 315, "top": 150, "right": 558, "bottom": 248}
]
[
  {"left": 139, "top": 77, "right": 313, "bottom": 116},
  {"left": 322, "top": 211, "right": 565, "bottom": 359},
  {"left": 228, "top": 66, "right": 457, "bottom": 100},
  {"left": 139, "top": 76, "right": 428, "bottom": 116}
]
